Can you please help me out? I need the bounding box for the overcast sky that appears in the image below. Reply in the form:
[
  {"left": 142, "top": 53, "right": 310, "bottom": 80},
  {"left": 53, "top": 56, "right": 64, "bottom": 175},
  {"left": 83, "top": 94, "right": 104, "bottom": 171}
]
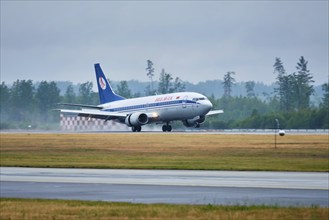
[{"left": 1, "top": 1, "right": 328, "bottom": 85}]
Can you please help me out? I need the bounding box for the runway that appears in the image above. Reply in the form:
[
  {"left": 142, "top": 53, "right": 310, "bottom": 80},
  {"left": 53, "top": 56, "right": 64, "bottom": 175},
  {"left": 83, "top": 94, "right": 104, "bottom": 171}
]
[
  {"left": 1, "top": 167, "right": 328, "bottom": 206},
  {"left": 1, "top": 129, "right": 328, "bottom": 135}
]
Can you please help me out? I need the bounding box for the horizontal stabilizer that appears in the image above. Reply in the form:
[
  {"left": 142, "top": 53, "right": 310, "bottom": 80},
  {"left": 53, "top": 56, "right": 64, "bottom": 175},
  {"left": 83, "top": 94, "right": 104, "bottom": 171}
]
[
  {"left": 56, "top": 108, "right": 127, "bottom": 121},
  {"left": 57, "top": 103, "right": 103, "bottom": 110}
]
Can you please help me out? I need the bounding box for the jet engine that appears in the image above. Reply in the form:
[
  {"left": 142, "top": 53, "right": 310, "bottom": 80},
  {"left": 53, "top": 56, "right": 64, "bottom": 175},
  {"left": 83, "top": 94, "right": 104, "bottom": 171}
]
[
  {"left": 182, "top": 115, "right": 205, "bottom": 128},
  {"left": 125, "top": 112, "right": 149, "bottom": 127}
]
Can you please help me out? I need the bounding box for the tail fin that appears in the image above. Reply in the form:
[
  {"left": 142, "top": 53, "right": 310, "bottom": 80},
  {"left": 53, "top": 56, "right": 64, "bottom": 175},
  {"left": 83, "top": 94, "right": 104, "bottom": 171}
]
[{"left": 94, "top": 63, "right": 125, "bottom": 104}]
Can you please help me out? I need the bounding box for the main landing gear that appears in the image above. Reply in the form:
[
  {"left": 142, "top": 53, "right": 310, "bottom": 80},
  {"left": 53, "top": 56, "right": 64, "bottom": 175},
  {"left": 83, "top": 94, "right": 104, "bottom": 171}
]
[
  {"left": 162, "top": 123, "right": 172, "bottom": 132},
  {"left": 132, "top": 126, "right": 142, "bottom": 132}
]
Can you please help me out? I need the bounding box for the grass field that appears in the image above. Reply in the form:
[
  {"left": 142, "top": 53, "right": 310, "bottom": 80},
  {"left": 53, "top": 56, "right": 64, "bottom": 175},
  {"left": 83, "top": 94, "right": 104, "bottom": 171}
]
[
  {"left": 0, "top": 133, "right": 328, "bottom": 171},
  {"left": 1, "top": 133, "right": 328, "bottom": 219},
  {"left": 1, "top": 198, "right": 328, "bottom": 220}
]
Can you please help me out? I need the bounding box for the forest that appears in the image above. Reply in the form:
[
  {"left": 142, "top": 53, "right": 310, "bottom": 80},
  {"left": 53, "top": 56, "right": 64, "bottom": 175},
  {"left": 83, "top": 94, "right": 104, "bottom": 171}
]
[{"left": 0, "top": 57, "right": 328, "bottom": 130}]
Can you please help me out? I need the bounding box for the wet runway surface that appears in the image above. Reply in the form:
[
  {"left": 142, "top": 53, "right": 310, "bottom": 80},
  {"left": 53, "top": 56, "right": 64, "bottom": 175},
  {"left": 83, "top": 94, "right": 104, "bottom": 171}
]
[
  {"left": 1, "top": 167, "right": 328, "bottom": 206},
  {"left": 1, "top": 129, "right": 328, "bottom": 135}
]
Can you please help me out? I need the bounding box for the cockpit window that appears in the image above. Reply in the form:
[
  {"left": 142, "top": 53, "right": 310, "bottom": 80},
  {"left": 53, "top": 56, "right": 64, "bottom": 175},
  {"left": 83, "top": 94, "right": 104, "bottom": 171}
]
[{"left": 193, "top": 97, "right": 207, "bottom": 101}]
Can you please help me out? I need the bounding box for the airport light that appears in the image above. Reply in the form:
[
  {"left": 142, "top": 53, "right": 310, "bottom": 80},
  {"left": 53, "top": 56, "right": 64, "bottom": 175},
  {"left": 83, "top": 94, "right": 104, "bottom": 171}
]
[{"left": 274, "top": 118, "right": 285, "bottom": 149}]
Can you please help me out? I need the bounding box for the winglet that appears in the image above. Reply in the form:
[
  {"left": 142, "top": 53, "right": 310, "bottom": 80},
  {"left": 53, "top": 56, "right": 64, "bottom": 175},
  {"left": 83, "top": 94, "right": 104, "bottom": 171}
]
[{"left": 94, "top": 63, "right": 125, "bottom": 104}]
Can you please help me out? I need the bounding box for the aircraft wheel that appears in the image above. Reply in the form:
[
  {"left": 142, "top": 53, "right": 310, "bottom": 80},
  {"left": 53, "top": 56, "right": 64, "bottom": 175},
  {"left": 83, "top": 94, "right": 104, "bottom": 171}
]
[
  {"left": 132, "top": 126, "right": 142, "bottom": 132},
  {"left": 162, "top": 125, "right": 167, "bottom": 132},
  {"left": 162, "top": 124, "right": 172, "bottom": 132}
]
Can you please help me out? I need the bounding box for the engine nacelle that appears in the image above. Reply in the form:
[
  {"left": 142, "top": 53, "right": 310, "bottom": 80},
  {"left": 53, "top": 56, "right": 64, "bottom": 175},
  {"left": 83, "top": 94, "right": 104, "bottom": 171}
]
[
  {"left": 182, "top": 115, "right": 205, "bottom": 128},
  {"left": 125, "top": 113, "right": 149, "bottom": 127}
]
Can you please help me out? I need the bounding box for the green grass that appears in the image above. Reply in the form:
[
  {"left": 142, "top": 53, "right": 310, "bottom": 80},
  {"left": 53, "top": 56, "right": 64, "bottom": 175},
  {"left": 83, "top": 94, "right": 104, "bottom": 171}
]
[
  {"left": 1, "top": 198, "right": 328, "bottom": 220},
  {"left": 0, "top": 133, "right": 328, "bottom": 171},
  {"left": 1, "top": 134, "right": 328, "bottom": 219}
]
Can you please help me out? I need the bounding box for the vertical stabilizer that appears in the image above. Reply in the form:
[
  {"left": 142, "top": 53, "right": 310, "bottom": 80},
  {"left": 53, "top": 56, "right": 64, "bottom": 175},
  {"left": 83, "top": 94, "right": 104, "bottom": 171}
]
[{"left": 94, "top": 63, "right": 125, "bottom": 104}]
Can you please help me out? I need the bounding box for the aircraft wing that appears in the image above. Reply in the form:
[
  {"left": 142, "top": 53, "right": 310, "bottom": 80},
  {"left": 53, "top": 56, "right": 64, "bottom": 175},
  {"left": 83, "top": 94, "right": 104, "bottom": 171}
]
[
  {"left": 57, "top": 109, "right": 127, "bottom": 120},
  {"left": 206, "top": 110, "right": 224, "bottom": 116}
]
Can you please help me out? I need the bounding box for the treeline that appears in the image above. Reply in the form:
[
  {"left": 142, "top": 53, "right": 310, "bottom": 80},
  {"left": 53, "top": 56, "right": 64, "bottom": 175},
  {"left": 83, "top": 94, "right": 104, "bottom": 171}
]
[
  {"left": 205, "top": 56, "right": 328, "bottom": 129},
  {"left": 0, "top": 81, "right": 99, "bottom": 129},
  {"left": 204, "top": 96, "right": 328, "bottom": 129},
  {"left": 0, "top": 56, "right": 328, "bottom": 129}
]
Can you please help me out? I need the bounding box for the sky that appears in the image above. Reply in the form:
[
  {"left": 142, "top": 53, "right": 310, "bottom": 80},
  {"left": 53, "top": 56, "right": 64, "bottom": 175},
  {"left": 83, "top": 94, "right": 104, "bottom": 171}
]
[{"left": 1, "top": 1, "right": 328, "bottom": 85}]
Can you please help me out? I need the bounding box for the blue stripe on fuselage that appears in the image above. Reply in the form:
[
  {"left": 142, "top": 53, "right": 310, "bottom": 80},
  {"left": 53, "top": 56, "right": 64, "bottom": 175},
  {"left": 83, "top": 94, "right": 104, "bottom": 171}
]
[{"left": 104, "top": 100, "right": 197, "bottom": 113}]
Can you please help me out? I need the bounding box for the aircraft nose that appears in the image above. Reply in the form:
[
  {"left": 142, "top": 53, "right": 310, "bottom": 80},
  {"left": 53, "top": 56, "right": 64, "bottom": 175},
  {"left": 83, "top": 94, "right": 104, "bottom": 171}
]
[{"left": 206, "top": 100, "right": 213, "bottom": 110}]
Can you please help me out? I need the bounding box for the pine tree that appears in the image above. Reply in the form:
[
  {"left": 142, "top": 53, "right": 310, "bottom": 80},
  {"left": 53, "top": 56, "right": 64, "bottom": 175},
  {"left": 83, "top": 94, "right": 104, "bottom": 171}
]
[
  {"left": 145, "top": 60, "right": 155, "bottom": 95},
  {"left": 64, "top": 85, "right": 76, "bottom": 103},
  {"left": 116, "top": 81, "right": 132, "bottom": 98},
  {"left": 273, "top": 57, "right": 293, "bottom": 111},
  {"left": 10, "top": 80, "right": 35, "bottom": 122},
  {"left": 321, "top": 82, "right": 329, "bottom": 109},
  {"left": 0, "top": 82, "right": 10, "bottom": 121},
  {"left": 245, "top": 81, "right": 255, "bottom": 97},
  {"left": 78, "top": 81, "right": 93, "bottom": 104},
  {"left": 293, "top": 56, "right": 314, "bottom": 110},
  {"left": 35, "top": 81, "right": 60, "bottom": 122},
  {"left": 158, "top": 68, "right": 173, "bottom": 94},
  {"left": 172, "top": 77, "right": 186, "bottom": 93},
  {"left": 281, "top": 74, "right": 294, "bottom": 111},
  {"left": 222, "top": 71, "right": 235, "bottom": 98}
]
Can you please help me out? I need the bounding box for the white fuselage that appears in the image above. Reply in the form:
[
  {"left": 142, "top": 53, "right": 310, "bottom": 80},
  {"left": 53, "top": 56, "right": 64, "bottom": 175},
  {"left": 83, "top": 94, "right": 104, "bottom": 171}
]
[
  {"left": 99, "top": 92, "right": 213, "bottom": 123},
  {"left": 58, "top": 63, "right": 222, "bottom": 132}
]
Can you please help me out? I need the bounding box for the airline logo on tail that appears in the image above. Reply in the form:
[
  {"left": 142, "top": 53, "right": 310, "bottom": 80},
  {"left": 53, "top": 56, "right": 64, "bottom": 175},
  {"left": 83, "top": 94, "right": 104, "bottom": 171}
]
[
  {"left": 99, "top": 77, "right": 107, "bottom": 90},
  {"left": 94, "top": 63, "right": 125, "bottom": 104}
]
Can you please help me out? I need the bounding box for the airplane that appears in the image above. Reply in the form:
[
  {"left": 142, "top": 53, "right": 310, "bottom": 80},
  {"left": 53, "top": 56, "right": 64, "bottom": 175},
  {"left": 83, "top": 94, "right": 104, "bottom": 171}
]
[{"left": 57, "top": 63, "right": 223, "bottom": 132}]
